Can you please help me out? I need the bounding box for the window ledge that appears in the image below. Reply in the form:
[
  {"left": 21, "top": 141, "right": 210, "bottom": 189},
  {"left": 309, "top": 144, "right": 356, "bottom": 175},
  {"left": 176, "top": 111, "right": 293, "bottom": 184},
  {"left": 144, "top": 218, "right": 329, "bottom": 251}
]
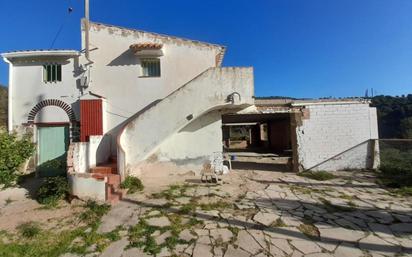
[{"left": 138, "top": 76, "right": 161, "bottom": 78}]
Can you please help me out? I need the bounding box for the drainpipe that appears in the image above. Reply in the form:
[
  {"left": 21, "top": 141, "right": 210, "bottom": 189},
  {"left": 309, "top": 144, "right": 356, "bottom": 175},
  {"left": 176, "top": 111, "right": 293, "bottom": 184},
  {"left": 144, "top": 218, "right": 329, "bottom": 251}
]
[{"left": 3, "top": 57, "right": 13, "bottom": 132}]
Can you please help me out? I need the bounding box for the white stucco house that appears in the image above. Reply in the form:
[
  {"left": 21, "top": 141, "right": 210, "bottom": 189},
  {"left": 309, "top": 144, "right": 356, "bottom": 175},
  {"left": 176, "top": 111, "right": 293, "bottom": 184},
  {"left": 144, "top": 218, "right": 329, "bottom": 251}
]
[{"left": 2, "top": 20, "right": 379, "bottom": 203}]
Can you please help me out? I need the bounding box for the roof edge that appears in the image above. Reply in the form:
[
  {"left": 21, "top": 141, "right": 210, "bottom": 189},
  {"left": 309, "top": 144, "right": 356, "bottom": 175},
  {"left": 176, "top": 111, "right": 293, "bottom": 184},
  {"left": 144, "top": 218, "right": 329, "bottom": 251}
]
[
  {"left": 88, "top": 20, "right": 227, "bottom": 65},
  {"left": 2, "top": 50, "right": 80, "bottom": 60}
]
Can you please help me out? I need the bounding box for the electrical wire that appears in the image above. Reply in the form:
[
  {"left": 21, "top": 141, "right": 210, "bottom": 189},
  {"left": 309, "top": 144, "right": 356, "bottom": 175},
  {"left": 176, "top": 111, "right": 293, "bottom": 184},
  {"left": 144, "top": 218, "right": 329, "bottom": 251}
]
[{"left": 49, "top": 2, "right": 74, "bottom": 49}]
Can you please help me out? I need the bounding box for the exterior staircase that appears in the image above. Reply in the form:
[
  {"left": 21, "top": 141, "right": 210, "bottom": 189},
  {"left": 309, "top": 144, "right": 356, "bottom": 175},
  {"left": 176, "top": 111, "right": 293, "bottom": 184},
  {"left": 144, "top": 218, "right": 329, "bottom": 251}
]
[
  {"left": 90, "top": 156, "right": 124, "bottom": 204},
  {"left": 117, "top": 67, "right": 254, "bottom": 176}
]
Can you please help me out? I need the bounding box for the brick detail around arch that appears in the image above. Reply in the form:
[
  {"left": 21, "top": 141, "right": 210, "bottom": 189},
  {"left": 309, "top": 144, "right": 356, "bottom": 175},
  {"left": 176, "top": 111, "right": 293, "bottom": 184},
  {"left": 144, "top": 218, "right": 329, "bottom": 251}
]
[{"left": 27, "top": 99, "right": 77, "bottom": 124}]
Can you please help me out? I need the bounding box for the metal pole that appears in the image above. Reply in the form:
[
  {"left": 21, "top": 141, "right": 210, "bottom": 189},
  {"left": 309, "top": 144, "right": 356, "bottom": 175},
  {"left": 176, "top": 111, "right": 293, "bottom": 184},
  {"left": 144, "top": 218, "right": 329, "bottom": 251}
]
[{"left": 84, "top": 0, "right": 90, "bottom": 60}]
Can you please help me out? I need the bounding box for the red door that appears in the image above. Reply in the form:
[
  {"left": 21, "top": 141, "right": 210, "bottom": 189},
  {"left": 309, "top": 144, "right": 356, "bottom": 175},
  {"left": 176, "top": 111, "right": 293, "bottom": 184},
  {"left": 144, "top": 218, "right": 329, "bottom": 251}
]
[{"left": 80, "top": 99, "right": 103, "bottom": 142}]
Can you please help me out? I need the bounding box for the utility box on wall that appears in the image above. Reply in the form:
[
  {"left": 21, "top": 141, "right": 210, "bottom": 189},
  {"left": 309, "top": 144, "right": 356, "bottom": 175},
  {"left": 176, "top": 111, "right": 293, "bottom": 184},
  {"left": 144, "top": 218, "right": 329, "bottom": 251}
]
[{"left": 80, "top": 99, "right": 103, "bottom": 142}]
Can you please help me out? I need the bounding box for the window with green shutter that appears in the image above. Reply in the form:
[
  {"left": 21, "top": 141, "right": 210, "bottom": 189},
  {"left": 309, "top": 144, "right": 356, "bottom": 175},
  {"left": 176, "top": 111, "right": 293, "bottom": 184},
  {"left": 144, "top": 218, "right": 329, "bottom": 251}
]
[
  {"left": 43, "top": 64, "right": 62, "bottom": 83},
  {"left": 141, "top": 58, "right": 161, "bottom": 77}
]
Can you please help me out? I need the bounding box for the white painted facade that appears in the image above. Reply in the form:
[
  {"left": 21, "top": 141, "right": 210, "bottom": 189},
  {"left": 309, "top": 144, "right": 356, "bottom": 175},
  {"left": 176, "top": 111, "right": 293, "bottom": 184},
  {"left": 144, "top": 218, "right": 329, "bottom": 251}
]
[
  {"left": 118, "top": 67, "right": 254, "bottom": 176},
  {"left": 2, "top": 52, "right": 81, "bottom": 129},
  {"left": 2, "top": 19, "right": 380, "bottom": 202},
  {"left": 2, "top": 21, "right": 252, "bottom": 179},
  {"left": 84, "top": 22, "right": 225, "bottom": 144}
]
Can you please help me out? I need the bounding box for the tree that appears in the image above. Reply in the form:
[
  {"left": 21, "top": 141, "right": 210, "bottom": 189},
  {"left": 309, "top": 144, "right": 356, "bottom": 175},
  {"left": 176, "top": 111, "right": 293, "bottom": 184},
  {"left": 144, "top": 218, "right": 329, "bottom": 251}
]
[{"left": 400, "top": 117, "right": 412, "bottom": 139}]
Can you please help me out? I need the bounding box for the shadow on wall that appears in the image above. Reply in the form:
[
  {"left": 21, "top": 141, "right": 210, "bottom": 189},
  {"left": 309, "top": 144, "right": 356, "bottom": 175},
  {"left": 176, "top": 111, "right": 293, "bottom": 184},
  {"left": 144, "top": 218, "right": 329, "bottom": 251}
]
[
  {"left": 107, "top": 49, "right": 140, "bottom": 66},
  {"left": 179, "top": 110, "right": 221, "bottom": 133},
  {"left": 105, "top": 99, "right": 163, "bottom": 155},
  {"left": 304, "top": 140, "right": 376, "bottom": 171},
  {"left": 95, "top": 134, "right": 112, "bottom": 164},
  {"left": 37, "top": 153, "right": 67, "bottom": 177}
]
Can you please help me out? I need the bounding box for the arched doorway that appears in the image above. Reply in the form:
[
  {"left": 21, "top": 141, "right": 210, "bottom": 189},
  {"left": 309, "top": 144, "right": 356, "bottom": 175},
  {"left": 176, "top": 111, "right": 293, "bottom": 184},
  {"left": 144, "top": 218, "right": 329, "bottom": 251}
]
[{"left": 27, "top": 99, "right": 77, "bottom": 176}]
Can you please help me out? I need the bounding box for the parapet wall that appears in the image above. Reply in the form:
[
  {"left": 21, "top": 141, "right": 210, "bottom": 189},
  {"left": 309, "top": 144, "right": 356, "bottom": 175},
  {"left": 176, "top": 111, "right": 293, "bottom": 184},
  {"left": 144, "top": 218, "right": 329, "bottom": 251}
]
[{"left": 295, "top": 103, "right": 379, "bottom": 171}]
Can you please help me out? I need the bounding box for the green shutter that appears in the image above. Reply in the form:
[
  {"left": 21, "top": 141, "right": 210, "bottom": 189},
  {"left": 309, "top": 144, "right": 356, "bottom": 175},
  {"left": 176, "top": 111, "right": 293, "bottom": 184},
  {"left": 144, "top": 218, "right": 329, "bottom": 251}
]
[
  {"left": 57, "top": 65, "right": 62, "bottom": 81},
  {"left": 47, "top": 65, "right": 52, "bottom": 82}
]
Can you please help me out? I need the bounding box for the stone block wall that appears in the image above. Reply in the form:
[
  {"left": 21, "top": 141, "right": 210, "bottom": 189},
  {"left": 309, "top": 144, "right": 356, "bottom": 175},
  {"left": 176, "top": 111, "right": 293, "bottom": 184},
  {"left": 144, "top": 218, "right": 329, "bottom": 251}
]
[{"left": 295, "top": 103, "right": 379, "bottom": 171}]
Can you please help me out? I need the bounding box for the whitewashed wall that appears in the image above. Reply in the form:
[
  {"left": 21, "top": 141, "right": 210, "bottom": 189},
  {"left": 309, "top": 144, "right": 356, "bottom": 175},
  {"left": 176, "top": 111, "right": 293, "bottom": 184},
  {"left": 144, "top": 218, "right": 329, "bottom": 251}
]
[
  {"left": 84, "top": 22, "right": 224, "bottom": 138},
  {"left": 118, "top": 67, "right": 254, "bottom": 175},
  {"left": 9, "top": 58, "right": 80, "bottom": 128},
  {"left": 296, "top": 103, "right": 379, "bottom": 171},
  {"left": 156, "top": 110, "right": 222, "bottom": 166}
]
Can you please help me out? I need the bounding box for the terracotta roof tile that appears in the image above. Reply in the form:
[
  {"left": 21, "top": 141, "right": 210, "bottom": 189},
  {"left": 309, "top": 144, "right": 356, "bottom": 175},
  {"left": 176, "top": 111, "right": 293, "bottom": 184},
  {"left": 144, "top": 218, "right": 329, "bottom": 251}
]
[{"left": 129, "top": 43, "right": 163, "bottom": 52}]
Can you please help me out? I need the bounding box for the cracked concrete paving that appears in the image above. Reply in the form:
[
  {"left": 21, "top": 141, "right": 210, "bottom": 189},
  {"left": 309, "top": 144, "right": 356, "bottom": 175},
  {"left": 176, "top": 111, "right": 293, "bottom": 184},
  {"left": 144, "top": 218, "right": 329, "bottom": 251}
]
[{"left": 88, "top": 169, "right": 412, "bottom": 257}]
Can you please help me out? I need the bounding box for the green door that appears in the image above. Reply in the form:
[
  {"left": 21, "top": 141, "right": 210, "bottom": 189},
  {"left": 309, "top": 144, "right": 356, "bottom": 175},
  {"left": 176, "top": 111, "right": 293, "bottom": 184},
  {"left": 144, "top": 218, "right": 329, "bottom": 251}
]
[{"left": 37, "top": 126, "right": 69, "bottom": 177}]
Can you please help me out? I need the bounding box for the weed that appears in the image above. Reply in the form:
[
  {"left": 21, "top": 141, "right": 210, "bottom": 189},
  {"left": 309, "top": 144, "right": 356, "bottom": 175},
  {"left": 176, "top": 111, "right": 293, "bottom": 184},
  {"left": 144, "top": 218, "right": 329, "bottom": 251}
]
[
  {"left": 120, "top": 176, "right": 144, "bottom": 194},
  {"left": 271, "top": 218, "right": 286, "bottom": 227},
  {"left": 151, "top": 184, "right": 195, "bottom": 200},
  {"left": 298, "top": 171, "right": 336, "bottom": 181},
  {"left": 36, "top": 176, "right": 69, "bottom": 208},
  {"left": 80, "top": 200, "right": 111, "bottom": 227},
  {"left": 0, "top": 202, "right": 117, "bottom": 257},
  {"left": 17, "top": 222, "right": 41, "bottom": 238},
  {"left": 339, "top": 193, "right": 355, "bottom": 201},
  {"left": 390, "top": 187, "right": 412, "bottom": 197},
  {"left": 5, "top": 197, "right": 13, "bottom": 205},
  {"left": 178, "top": 203, "right": 196, "bottom": 215},
  {"left": 129, "top": 220, "right": 161, "bottom": 255},
  {"left": 319, "top": 198, "right": 355, "bottom": 213},
  {"left": 298, "top": 223, "right": 319, "bottom": 239},
  {"left": 199, "top": 201, "right": 232, "bottom": 211}
]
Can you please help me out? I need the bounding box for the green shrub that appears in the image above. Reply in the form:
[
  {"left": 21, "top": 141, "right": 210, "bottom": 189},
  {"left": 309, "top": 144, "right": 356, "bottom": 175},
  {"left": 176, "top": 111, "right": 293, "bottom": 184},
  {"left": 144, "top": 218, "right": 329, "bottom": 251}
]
[
  {"left": 298, "top": 171, "right": 336, "bottom": 181},
  {"left": 0, "top": 128, "right": 35, "bottom": 187},
  {"left": 36, "top": 176, "right": 69, "bottom": 207},
  {"left": 120, "top": 176, "right": 144, "bottom": 194},
  {"left": 379, "top": 148, "right": 412, "bottom": 188},
  {"left": 17, "top": 222, "right": 41, "bottom": 238}
]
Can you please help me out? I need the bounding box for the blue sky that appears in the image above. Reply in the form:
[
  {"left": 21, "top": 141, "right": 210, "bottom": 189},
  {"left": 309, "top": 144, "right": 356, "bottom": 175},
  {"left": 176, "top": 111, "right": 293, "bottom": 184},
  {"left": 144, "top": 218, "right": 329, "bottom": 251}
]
[{"left": 0, "top": 0, "right": 411, "bottom": 98}]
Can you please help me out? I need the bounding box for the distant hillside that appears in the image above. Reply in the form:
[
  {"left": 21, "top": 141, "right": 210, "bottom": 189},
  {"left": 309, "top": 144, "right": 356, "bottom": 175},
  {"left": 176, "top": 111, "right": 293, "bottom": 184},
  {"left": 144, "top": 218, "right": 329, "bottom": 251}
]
[
  {"left": 0, "top": 85, "right": 7, "bottom": 128},
  {"left": 372, "top": 95, "right": 412, "bottom": 139}
]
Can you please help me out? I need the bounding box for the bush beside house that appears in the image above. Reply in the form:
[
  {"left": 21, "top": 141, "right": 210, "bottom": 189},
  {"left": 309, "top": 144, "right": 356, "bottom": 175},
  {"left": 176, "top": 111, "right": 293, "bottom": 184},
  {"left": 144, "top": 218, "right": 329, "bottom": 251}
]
[
  {"left": 0, "top": 85, "right": 7, "bottom": 128},
  {"left": 0, "top": 128, "right": 35, "bottom": 187}
]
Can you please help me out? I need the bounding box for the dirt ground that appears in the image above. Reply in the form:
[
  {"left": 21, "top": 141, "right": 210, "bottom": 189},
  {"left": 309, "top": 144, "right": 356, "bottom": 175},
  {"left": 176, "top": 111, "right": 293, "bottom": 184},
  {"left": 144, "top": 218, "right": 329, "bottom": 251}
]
[{"left": 0, "top": 177, "right": 83, "bottom": 232}]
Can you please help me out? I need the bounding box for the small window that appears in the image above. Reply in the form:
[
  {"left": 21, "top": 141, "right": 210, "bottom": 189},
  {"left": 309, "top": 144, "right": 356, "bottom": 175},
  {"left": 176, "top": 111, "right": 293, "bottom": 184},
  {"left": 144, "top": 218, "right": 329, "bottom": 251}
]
[
  {"left": 43, "top": 64, "right": 62, "bottom": 83},
  {"left": 141, "top": 58, "right": 160, "bottom": 77}
]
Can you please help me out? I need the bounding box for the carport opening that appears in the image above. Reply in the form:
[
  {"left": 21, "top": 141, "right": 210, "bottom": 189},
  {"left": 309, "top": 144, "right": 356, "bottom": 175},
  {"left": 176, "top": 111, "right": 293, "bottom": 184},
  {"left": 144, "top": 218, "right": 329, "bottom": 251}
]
[{"left": 222, "top": 113, "right": 293, "bottom": 171}]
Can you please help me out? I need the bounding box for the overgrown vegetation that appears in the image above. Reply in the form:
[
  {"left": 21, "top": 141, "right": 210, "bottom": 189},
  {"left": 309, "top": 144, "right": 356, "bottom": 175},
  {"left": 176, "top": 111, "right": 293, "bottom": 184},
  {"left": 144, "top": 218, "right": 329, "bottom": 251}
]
[
  {"left": 372, "top": 95, "right": 412, "bottom": 139},
  {"left": 298, "top": 170, "right": 336, "bottom": 181},
  {"left": 378, "top": 146, "right": 412, "bottom": 196},
  {"left": 120, "top": 176, "right": 144, "bottom": 194},
  {"left": 36, "top": 176, "right": 69, "bottom": 207},
  {"left": 17, "top": 222, "right": 41, "bottom": 239},
  {"left": 271, "top": 218, "right": 286, "bottom": 227},
  {"left": 0, "top": 128, "right": 35, "bottom": 188},
  {"left": 80, "top": 200, "right": 111, "bottom": 228},
  {"left": 0, "top": 85, "right": 7, "bottom": 128},
  {"left": 151, "top": 184, "right": 194, "bottom": 200},
  {"left": 298, "top": 223, "right": 320, "bottom": 239},
  {"left": 0, "top": 200, "right": 114, "bottom": 257},
  {"left": 128, "top": 214, "right": 201, "bottom": 255}
]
